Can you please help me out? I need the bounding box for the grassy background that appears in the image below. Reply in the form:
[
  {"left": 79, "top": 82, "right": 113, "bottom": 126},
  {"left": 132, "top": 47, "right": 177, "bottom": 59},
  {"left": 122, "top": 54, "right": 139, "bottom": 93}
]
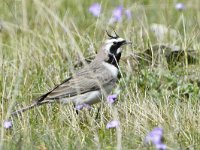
[{"left": 0, "top": 0, "right": 200, "bottom": 149}]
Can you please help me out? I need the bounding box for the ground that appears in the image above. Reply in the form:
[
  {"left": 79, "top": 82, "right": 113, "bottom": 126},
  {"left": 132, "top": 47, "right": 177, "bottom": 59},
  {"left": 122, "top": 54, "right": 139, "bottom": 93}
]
[{"left": 0, "top": 0, "right": 200, "bottom": 149}]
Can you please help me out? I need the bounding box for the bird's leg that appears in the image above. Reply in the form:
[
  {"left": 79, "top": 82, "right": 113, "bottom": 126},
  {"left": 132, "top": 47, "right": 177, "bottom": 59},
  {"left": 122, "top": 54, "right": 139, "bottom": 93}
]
[
  {"left": 95, "top": 106, "right": 101, "bottom": 120},
  {"left": 73, "top": 104, "right": 79, "bottom": 115},
  {"left": 75, "top": 109, "right": 79, "bottom": 115}
]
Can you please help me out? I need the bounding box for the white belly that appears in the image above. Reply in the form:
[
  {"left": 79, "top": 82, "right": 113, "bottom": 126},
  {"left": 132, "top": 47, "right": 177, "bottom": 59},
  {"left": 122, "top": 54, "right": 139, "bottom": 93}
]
[
  {"left": 60, "top": 90, "right": 101, "bottom": 105},
  {"left": 59, "top": 83, "right": 115, "bottom": 105}
]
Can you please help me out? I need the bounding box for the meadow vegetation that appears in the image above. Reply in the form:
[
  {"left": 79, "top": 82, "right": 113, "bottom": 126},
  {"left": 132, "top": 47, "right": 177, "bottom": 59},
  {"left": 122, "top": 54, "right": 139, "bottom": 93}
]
[{"left": 0, "top": 0, "right": 200, "bottom": 149}]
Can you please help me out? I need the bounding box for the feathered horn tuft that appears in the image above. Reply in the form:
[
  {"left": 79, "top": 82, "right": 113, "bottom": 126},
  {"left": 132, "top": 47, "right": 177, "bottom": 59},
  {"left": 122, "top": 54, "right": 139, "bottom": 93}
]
[{"left": 106, "top": 30, "right": 119, "bottom": 39}]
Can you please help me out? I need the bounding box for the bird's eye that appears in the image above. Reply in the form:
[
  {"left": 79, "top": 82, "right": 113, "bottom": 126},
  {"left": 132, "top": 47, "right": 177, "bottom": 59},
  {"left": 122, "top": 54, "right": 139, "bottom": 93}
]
[{"left": 113, "top": 42, "right": 117, "bottom": 45}]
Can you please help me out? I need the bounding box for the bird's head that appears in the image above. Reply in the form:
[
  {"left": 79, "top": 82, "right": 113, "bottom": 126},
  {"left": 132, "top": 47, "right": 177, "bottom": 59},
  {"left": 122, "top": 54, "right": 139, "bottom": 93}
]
[{"left": 95, "top": 31, "right": 131, "bottom": 68}]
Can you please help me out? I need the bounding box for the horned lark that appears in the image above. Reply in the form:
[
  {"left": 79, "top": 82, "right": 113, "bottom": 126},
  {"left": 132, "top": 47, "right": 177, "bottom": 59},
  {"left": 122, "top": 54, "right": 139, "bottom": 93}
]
[{"left": 12, "top": 31, "right": 131, "bottom": 116}]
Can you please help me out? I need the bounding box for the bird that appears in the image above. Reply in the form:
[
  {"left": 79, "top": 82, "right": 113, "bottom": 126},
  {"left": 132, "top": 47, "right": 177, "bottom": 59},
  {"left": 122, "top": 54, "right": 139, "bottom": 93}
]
[{"left": 11, "top": 31, "right": 131, "bottom": 116}]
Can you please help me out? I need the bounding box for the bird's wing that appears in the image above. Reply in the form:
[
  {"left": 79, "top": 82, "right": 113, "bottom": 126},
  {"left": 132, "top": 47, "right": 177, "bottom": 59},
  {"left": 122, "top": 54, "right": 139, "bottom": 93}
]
[
  {"left": 36, "top": 65, "right": 115, "bottom": 103},
  {"left": 46, "top": 76, "right": 101, "bottom": 99}
]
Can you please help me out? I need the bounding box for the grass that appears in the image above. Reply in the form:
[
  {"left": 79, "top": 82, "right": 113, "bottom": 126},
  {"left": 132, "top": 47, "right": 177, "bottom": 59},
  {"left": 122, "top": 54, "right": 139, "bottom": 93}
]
[{"left": 0, "top": 0, "right": 200, "bottom": 149}]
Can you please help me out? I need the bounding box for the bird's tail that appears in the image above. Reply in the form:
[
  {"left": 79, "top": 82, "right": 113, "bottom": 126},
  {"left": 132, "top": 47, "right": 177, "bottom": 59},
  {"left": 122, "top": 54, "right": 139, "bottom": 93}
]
[
  {"left": 11, "top": 102, "right": 39, "bottom": 116},
  {"left": 11, "top": 90, "right": 53, "bottom": 117}
]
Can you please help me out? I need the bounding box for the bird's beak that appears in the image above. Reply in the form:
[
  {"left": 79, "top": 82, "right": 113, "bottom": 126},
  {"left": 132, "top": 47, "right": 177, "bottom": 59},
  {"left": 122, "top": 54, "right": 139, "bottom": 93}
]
[{"left": 123, "top": 40, "right": 132, "bottom": 45}]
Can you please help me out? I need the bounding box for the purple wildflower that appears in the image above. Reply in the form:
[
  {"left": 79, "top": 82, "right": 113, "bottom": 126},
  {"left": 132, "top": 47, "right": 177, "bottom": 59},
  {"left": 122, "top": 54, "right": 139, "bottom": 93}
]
[
  {"left": 89, "top": 3, "right": 101, "bottom": 17},
  {"left": 3, "top": 120, "right": 12, "bottom": 129},
  {"left": 145, "top": 127, "right": 163, "bottom": 144},
  {"left": 156, "top": 143, "right": 167, "bottom": 150},
  {"left": 107, "top": 94, "right": 118, "bottom": 104},
  {"left": 145, "top": 127, "right": 166, "bottom": 150},
  {"left": 125, "top": 9, "right": 132, "bottom": 20},
  {"left": 106, "top": 120, "right": 119, "bottom": 129},
  {"left": 75, "top": 104, "right": 91, "bottom": 111},
  {"left": 112, "top": 6, "right": 123, "bottom": 22},
  {"left": 175, "top": 3, "right": 185, "bottom": 10}
]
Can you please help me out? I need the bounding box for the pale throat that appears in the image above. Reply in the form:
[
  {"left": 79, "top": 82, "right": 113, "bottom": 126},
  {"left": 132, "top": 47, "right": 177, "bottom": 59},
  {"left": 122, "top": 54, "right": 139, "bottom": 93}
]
[{"left": 117, "top": 48, "right": 122, "bottom": 54}]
